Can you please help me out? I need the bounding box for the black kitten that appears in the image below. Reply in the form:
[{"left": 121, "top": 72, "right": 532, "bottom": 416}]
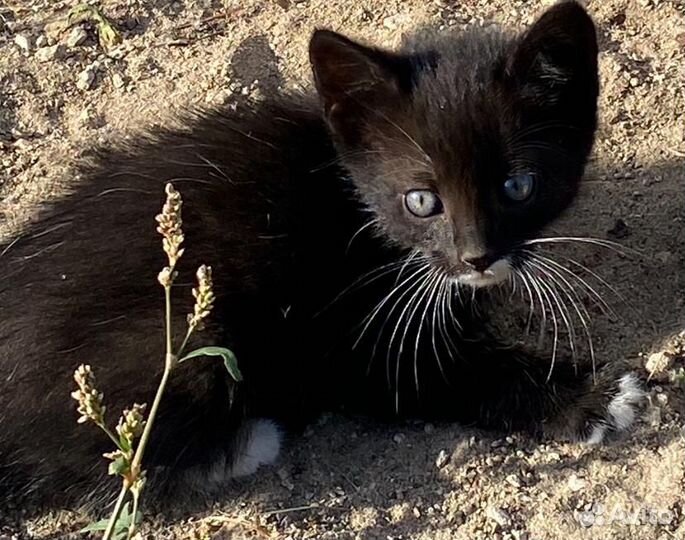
[{"left": 0, "top": 2, "right": 642, "bottom": 507}]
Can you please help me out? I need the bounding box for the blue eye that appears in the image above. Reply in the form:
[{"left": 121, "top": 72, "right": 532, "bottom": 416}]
[
  {"left": 503, "top": 173, "right": 535, "bottom": 201},
  {"left": 405, "top": 189, "right": 443, "bottom": 217}
]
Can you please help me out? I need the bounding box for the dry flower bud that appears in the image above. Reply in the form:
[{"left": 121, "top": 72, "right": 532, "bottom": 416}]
[
  {"left": 71, "top": 364, "right": 106, "bottom": 425},
  {"left": 131, "top": 471, "right": 147, "bottom": 495},
  {"left": 188, "top": 265, "right": 215, "bottom": 329},
  {"left": 155, "top": 183, "right": 184, "bottom": 270},
  {"left": 116, "top": 403, "right": 147, "bottom": 447},
  {"left": 157, "top": 266, "right": 177, "bottom": 287}
]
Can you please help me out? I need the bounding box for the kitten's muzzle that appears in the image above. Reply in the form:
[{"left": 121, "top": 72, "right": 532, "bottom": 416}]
[
  {"left": 457, "top": 257, "right": 511, "bottom": 288},
  {"left": 461, "top": 252, "right": 497, "bottom": 273}
]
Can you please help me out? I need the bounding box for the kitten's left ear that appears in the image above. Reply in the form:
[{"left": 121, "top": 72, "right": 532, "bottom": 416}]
[
  {"left": 507, "top": 1, "right": 598, "bottom": 107},
  {"left": 309, "top": 30, "right": 411, "bottom": 141}
]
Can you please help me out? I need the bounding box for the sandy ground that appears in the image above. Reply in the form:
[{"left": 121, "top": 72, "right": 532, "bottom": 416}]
[{"left": 1, "top": 0, "right": 684, "bottom": 538}]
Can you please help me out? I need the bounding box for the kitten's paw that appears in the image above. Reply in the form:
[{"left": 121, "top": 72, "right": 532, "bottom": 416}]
[
  {"left": 181, "top": 418, "right": 282, "bottom": 494},
  {"left": 229, "top": 418, "right": 282, "bottom": 477},
  {"left": 583, "top": 373, "right": 645, "bottom": 445}
]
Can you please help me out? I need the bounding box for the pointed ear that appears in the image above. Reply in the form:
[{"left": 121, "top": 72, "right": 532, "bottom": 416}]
[
  {"left": 507, "top": 1, "right": 598, "bottom": 107},
  {"left": 309, "top": 30, "right": 410, "bottom": 140}
]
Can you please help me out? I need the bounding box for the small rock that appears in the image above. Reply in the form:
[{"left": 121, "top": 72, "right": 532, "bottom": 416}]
[
  {"left": 505, "top": 474, "right": 521, "bottom": 488},
  {"left": 547, "top": 451, "right": 561, "bottom": 461},
  {"left": 512, "top": 532, "right": 529, "bottom": 540},
  {"left": 487, "top": 506, "right": 511, "bottom": 527},
  {"left": 382, "top": 14, "right": 410, "bottom": 30},
  {"left": 646, "top": 351, "right": 673, "bottom": 380},
  {"left": 646, "top": 405, "right": 662, "bottom": 427},
  {"left": 412, "top": 507, "right": 421, "bottom": 518},
  {"left": 567, "top": 474, "right": 586, "bottom": 492},
  {"left": 629, "top": 76, "right": 640, "bottom": 87},
  {"left": 392, "top": 433, "right": 406, "bottom": 444},
  {"left": 67, "top": 26, "right": 88, "bottom": 48},
  {"left": 77, "top": 67, "right": 96, "bottom": 90},
  {"left": 656, "top": 392, "right": 668, "bottom": 406},
  {"left": 423, "top": 422, "right": 435, "bottom": 434},
  {"left": 35, "top": 34, "right": 48, "bottom": 48},
  {"left": 383, "top": 15, "right": 398, "bottom": 30},
  {"left": 607, "top": 218, "right": 630, "bottom": 238},
  {"left": 14, "top": 33, "right": 31, "bottom": 53},
  {"left": 435, "top": 449, "right": 450, "bottom": 469},
  {"left": 680, "top": 424, "right": 685, "bottom": 441},
  {"left": 655, "top": 251, "right": 673, "bottom": 264},
  {"left": 277, "top": 468, "right": 294, "bottom": 491},
  {"left": 112, "top": 73, "right": 126, "bottom": 89},
  {"left": 491, "top": 439, "right": 505, "bottom": 448},
  {"left": 35, "top": 44, "right": 63, "bottom": 62}
]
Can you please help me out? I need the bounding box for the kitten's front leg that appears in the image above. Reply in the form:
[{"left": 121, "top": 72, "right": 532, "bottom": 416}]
[{"left": 458, "top": 343, "right": 644, "bottom": 443}]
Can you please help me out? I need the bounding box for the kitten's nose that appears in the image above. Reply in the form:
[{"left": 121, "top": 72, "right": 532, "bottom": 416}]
[{"left": 461, "top": 253, "right": 495, "bottom": 273}]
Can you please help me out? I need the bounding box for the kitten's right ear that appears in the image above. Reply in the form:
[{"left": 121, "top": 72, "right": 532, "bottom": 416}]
[
  {"left": 309, "top": 30, "right": 406, "bottom": 141},
  {"left": 507, "top": 1, "right": 598, "bottom": 108}
]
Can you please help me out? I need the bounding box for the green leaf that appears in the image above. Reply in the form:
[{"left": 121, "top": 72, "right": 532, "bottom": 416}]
[
  {"left": 66, "top": 4, "right": 122, "bottom": 51},
  {"left": 80, "top": 502, "right": 138, "bottom": 539},
  {"left": 118, "top": 434, "right": 132, "bottom": 453},
  {"left": 179, "top": 346, "right": 243, "bottom": 381},
  {"left": 107, "top": 455, "right": 129, "bottom": 477}
]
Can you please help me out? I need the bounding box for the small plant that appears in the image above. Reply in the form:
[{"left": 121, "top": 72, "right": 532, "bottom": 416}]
[
  {"left": 66, "top": 4, "right": 122, "bottom": 51},
  {"left": 72, "top": 183, "right": 241, "bottom": 540}
]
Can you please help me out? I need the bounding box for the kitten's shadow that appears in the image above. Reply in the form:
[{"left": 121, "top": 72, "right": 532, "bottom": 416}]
[{"left": 229, "top": 35, "right": 285, "bottom": 94}]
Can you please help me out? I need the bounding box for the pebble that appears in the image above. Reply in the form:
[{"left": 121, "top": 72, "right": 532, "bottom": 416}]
[
  {"left": 567, "top": 474, "right": 586, "bottom": 492},
  {"left": 646, "top": 405, "right": 662, "bottom": 427},
  {"left": 487, "top": 506, "right": 511, "bottom": 527},
  {"left": 382, "top": 14, "right": 410, "bottom": 30},
  {"left": 35, "top": 44, "right": 63, "bottom": 63},
  {"left": 655, "top": 251, "right": 672, "bottom": 264},
  {"left": 77, "top": 67, "right": 96, "bottom": 90},
  {"left": 383, "top": 15, "right": 398, "bottom": 29},
  {"left": 35, "top": 34, "right": 48, "bottom": 48},
  {"left": 277, "top": 468, "right": 294, "bottom": 491},
  {"left": 67, "top": 26, "right": 88, "bottom": 48},
  {"left": 14, "top": 34, "right": 31, "bottom": 53},
  {"left": 505, "top": 474, "right": 521, "bottom": 488},
  {"left": 646, "top": 351, "right": 673, "bottom": 380},
  {"left": 607, "top": 218, "right": 630, "bottom": 238},
  {"left": 435, "top": 449, "right": 450, "bottom": 469},
  {"left": 112, "top": 73, "right": 126, "bottom": 89},
  {"left": 392, "top": 433, "right": 406, "bottom": 444}
]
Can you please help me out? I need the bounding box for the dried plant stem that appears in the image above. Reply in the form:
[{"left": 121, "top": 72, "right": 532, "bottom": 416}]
[
  {"left": 103, "top": 285, "right": 178, "bottom": 539},
  {"left": 127, "top": 485, "right": 141, "bottom": 540},
  {"left": 99, "top": 422, "right": 125, "bottom": 451},
  {"left": 130, "top": 286, "right": 176, "bottom": 479},
  {"left": 74, "top": 185, "right": 233, "bottom": 539},
  {"left": 177, "top": 327, "right": 193, "bottom": 358},
  {"left": 103, "top": 485, "right": 129, "bottom": 540}
]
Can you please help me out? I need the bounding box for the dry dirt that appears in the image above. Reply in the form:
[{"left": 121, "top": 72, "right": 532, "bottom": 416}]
[{"left": 1, "top": 0, "right": 684, "bottom": 539}]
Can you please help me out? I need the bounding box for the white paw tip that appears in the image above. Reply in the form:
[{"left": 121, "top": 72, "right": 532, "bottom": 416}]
[
  {"left": 608, "top": 373, "right": 644, "bottom": 431},
  {"left": 585, "top": 424, "right": 607, "bottom": 445},
  {"left": 230, "top": 418, "right": 282, "bottom": 478},
  {"left": 585, "top": 373, "right": 644, "bottom": 445}
]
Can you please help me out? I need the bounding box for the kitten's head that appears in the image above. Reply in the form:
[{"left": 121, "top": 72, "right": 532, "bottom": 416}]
[{"left": 310, "top": 1, "right": 598, "bottom": 287}]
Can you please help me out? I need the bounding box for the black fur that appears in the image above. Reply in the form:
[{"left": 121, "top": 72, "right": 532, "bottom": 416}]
[{"left": 0, "top": 2, "right": 637, "bottom": 507}]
